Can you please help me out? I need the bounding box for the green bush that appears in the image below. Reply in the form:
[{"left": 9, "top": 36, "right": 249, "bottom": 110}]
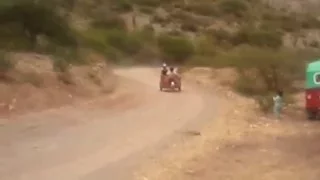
[
  {"left": 53, "top": 57, "right": 70, "bottom": 73},
  {"left": 194, "top": 35, "right": 216, "bottom": 56},
  {"left": 105, "top": 29, "right": 143, "bottom": 55},
  {"left": 80, "top": 27, "right": 143, "bottom": 60},
  {"left": 185, "top": 3, "right": 218, "bottom": 17},
  {"left": 221, "top": 46, "right": 305, "bottom": 94},
  {"left": 110, "top": 0, "right": 133, "bottom": 12},
  {"left": 210, "top": 29, "right": 233, "bottom": 44},
  {"left": 157, "top": 33, "right": 195, "bottom": 64},
  {"left": 139, "top": 6, "right": 154, "bottom": 14},
  {"left": 151, "top": 14, "right": 169, "bottom": 25},
  {"left": 180, "top": 22, "right": 198, "bottom": 32},
  {"left": 218, "top": 0, "right": 248, "bottom": 17},
  {"left": 137, "top": 25, "right": 155, "bottom": 43},
  {"left": 216, "top": 45, "right": 309, "bottom": 112},
  {"left": 170, "top": 10, "right": 191, "bottom": 21},
  {"left": 232, "top": 27, "right": 283, "bottom": 48},
  {"left": 0, "top": 51, "right": 13, "bottom": 73},
  {"left": 91, "top": 15, "right": 126, "bottom": 30},
  {"left": 301, "top": 15, "right": 320, "bottom": 29},
  {"left": 0, "top": 2, "right": 77, "bottom": 48},
  {"left": 233, "top": 72, "right": 265, "bottom": 96}
]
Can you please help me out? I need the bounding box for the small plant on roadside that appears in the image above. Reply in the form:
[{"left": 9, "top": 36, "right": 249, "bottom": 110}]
[
  {"left": 53, "top": 56, "right": 70, "bottom": 73},
  {"left": 87, "top": 71, "right": 102, "bottom": 86},
  {"left": 0, "top": 51, "right": 13, "bottom": 71},
  {"left": 0, "top": 51, "right": 14, "bottom": 80},
  {"left": 22, "top": 71, "right": 44, "bottom": 87}
]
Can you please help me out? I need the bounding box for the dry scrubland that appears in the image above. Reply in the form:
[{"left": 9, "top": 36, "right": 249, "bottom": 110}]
[
  {"left": 0, "top": 0, "right": 320, "bottom": 179},
  {"left": 0, "top": 0, "right": 320, "bottom": 115},
  {"left": 0, "top": 52, "right": 116, "bottom": 117}
]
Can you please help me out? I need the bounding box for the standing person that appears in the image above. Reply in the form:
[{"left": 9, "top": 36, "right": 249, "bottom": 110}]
[{"left": 273, "top": 90, "right": 283, "bottom": 119}]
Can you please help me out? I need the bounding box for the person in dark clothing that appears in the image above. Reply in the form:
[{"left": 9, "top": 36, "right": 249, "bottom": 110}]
[
  {"left": 161, "top": 68, "right": 168, "bottom": 75},
  {"left": 161, "top": 63, "right": 168, "bottom": 75}
]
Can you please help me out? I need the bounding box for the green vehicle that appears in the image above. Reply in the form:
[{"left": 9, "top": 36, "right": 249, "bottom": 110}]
[{"left": 306, "top": 60, "right": 320, "bottom": 119}]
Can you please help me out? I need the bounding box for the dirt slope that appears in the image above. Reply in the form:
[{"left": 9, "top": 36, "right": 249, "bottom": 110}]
[{"left": 0, "top": 67, "right": 221, "bottom": 180}]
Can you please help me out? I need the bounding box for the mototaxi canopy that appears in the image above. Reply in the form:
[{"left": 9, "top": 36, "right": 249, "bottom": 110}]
[{"left": 306, "top": 60, "right": 320, "bottom": 89}]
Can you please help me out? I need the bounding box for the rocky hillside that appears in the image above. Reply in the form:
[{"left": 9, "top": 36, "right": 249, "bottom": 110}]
[
  {"left": 0, "top": 0, "right": 319, "bottom": 106},
  {"left": 265, "top": 0, "right": 320, "bottom": 14},
  {"left": 94, "top": 0, "right": 320, "bottom": 49}
]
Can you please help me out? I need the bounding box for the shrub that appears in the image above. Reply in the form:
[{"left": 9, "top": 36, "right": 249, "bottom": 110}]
[
  {"left": 254, "top": 95, "right": 274, "bottom": 113},
  {"left": 53, "top": 57, "right": 70, "bottom": 73},
  {"left": 309, "top": 41, "right": 319, "bottom": 48},
  {"left": 0, "top": 2, "right": 77, "bottom": 48},
  {"left": 0, "top": 51, "right": 13, "bottom": 72},
  {"left": 194, "top": 35, "right": 216, "bottom": 56},
  {"left": 232, "top": 27, "right": 283, "bottom": 48},
  {"left": 180, "top": 22, "right": 198, "bottom": 32},
  {"left": 53, "top": 56, "right": 74, "bottom": 85},
  {"left": 0, "top": 51, "right": 14, "bottom": 80},
  {"left": 185, "top": 3, "right": 218, "bottom": 17},
  {"left": 170, "top": 10, "right": 191, "bottom": 21},
  {"left": 131, "top": 0, "right": 161, "bottom": 7},
  {"left": 218, "top": 0, "right": 248, "bottom": 17},
  {"left": 222, "top": 46, "right": 304, "bottom": 94},
  {"left": 80, "top": 28, "right": 140, "bottom": 61},
  {"left": 110, "top": 0, "right": 133, "bottom": 12},
  {"left": 22, "top": 71, "right": 43, "bottom": 87},
  {"left": 210, "top": 29, "right": 233, "bottom": 44},
  {"left": 301, "top": 15, "right": 320, "bottom": 29},
  {"left": 91, "top": 15, "right": 126, "bottom": 30},
  {"left": 216, "top": 46, "right": 308, "bottom": 112},
  {"left": 151, "top": 14, "right": 169, "bottom": 25},
  {"left": 157, "top": 33, "right": 195, "bottom": 64},
  {"left": 139, "top": 6, "right": 154, "bottom": 14},
  {"left": 105, "top": 29, "right": 142, "bottom": 55}
]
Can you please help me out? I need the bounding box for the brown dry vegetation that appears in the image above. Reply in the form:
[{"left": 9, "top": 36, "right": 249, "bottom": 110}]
[{"left": 0, "top": 52, "right": 116, "bottom": 117}]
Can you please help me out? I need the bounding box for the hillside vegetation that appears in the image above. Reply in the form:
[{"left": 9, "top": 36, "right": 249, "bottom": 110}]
[{"left": 0, "top": 0, "right": 320, "bottom": 112}]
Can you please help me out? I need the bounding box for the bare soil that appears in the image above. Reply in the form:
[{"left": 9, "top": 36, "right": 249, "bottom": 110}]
[
  {"left": 0, "top": 67, "right": 220, "bottom": 180},
  {"left": 0, "top": 53, "right": 116, "bottom": 118}
]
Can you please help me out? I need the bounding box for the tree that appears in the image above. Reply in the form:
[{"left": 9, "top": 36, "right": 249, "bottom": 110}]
[{"left": 0, "top": 1, "right": 77, "bottom": 49}]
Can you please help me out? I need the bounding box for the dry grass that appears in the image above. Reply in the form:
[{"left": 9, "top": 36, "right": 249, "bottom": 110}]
[{"left": 0, "top": 52, "right": 116, "bottom": 117}]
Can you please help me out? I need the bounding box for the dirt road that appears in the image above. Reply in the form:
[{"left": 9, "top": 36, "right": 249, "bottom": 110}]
[{"left": 0, "top": 67, "right": 220, "bottom": 180}]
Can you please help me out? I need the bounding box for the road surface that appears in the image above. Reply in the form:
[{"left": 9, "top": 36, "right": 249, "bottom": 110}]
[{"left": 0, "top": 67, "right": 220, "bottom": 180}]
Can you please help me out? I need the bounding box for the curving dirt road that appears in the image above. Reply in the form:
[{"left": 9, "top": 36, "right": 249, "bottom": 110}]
[{"left": 0, "top": 67, "right": 220, "bottom": 180}]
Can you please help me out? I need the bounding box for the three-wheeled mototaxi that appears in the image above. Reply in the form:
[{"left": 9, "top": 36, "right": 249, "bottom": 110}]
[
  {"left": 306, "top": 60, "right": 320, "bottom": 119},
  {"left": 159, "top": 73, "right": 181, "bottom": 92}
]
